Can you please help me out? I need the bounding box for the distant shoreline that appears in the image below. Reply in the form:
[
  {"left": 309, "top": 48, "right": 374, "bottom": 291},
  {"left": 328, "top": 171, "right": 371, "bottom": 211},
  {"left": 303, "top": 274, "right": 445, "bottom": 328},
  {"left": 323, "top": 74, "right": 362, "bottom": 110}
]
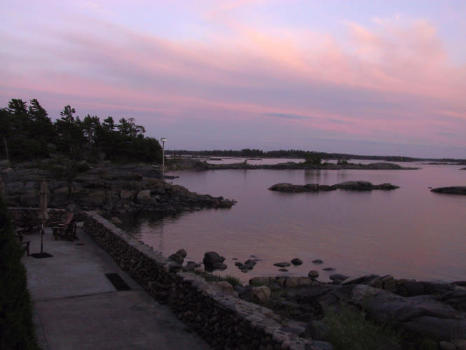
[{"left": 167, "top": 149, "right": 466, "bottom": 164}]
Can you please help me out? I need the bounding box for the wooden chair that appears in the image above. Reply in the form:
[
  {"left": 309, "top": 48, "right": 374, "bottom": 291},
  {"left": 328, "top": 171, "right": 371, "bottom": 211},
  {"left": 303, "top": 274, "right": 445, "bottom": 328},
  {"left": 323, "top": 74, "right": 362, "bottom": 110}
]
[{"left": 51, "top": 212, "right": 77, "bottom": 241}]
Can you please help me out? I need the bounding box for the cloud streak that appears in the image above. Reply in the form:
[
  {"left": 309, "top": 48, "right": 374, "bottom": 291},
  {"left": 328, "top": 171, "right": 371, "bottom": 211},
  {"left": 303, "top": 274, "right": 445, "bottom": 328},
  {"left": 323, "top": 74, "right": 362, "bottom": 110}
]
[{"left": 0, "top": 1, "right": 465, "bottom": 157}]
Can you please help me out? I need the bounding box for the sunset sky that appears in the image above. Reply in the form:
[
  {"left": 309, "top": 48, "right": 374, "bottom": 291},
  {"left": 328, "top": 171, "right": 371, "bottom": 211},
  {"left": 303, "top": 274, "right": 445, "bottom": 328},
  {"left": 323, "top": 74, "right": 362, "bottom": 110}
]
[{"left": 1, "top": 0, "right": 465, "bottom": 157}]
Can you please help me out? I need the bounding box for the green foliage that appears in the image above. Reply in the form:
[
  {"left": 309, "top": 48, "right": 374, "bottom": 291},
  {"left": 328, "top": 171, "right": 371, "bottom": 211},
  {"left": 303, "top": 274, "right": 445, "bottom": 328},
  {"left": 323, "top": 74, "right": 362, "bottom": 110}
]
[
  {"left": 321, "top": 306, "right": 401, "bottom": 350},
  {"left": 249, "top": 279, "right": 267, "bottom": 287},
  {"left": 0, "top": 99, "right": 162, "bottom": 163},
  {"left": 0, "top": 196, "right": 39, "bottom": 350},
  {"left": 304, "top": 152, "right": 322, "bottom": 165},
  {"left": 195, "top": 271, "right": 242, "bottom": 287},
  {"left": 224, "top": 275, "right": 241, "bottom": 287}
]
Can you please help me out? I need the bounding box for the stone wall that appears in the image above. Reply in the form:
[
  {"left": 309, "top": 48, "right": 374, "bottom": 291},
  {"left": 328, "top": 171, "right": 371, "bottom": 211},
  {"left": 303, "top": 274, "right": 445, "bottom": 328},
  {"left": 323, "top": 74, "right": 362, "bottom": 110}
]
[{"left": 82, "top": 211, "right": 316, "bottom": 350}]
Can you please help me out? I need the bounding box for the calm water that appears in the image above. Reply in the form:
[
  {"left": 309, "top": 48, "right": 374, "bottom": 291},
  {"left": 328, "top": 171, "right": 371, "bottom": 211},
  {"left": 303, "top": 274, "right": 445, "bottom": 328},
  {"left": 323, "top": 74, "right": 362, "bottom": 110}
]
[{"left": 125, "top": 160, "right": 466, "bottom": 282}]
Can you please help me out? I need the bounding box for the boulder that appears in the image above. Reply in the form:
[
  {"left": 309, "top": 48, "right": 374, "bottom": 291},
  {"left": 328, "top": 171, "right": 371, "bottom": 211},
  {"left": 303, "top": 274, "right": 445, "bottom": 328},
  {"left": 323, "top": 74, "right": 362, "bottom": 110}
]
[
  {"left": 291, "top": 258, "right": 303, "bottom": 266},
  {"left": 168, "top": 249, "right": 187, "bottom": 265},
  {"left": 329, "top": 274, "right": 349, "bottom": 284},
  {"left": 312, "top": 259, "right": 323, "bottom": 264},
  {"left": 203, "top": 251, "right": 226, "bottom": 271},
  {"left": 285, "top": 277, "right": 312, "bottom": 288},
  {"left": 212, "top": 281, "right": 237, "bottom": 297},
  {"left": 274, "top": 262, "right": 291, "bottom": 268},
  {"left": 352, "top": 285, "right": 466, "bottom": 341},
  {"left": 251, "top": 286, "right": 271, "bottom": 303},
  {"left": 308, "top": 270, "right": 319, "bottom": 280}
]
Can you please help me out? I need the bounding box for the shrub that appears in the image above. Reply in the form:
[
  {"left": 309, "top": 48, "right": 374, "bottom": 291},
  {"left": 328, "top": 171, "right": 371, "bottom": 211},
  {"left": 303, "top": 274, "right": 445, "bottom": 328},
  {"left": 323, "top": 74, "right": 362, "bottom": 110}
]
[
  {"left": 0, "top": 196, "right": 39, "bottom": 350},
  {"left": 321, "top": 305, "right": 401, "bottom": 350}
]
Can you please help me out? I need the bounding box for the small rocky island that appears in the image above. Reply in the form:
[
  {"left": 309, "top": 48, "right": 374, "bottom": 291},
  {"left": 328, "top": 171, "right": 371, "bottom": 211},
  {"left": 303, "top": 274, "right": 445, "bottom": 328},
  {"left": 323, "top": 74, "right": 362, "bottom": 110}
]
[
  {"left": 269, "top": 181, "right": 399, "bottom": 193},
  {"left": 431, "top": 186, "right": 466, "bottom": 195}
]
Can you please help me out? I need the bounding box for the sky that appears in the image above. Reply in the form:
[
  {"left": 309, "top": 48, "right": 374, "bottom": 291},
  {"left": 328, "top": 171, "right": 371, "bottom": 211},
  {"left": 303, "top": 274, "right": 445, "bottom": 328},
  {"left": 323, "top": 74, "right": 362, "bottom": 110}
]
[{"left": 1, "top": 0, "right": 465, "bottom": 158}]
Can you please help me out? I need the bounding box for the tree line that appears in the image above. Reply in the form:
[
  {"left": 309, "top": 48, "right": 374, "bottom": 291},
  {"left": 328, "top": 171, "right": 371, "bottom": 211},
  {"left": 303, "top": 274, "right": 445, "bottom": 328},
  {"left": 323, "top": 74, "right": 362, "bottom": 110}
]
[
  {"left": 168, "top": 149, "right": 423, "bottom": 162},
  {"left": 0, "top": 99, "right": 162, "bottom": 163}
]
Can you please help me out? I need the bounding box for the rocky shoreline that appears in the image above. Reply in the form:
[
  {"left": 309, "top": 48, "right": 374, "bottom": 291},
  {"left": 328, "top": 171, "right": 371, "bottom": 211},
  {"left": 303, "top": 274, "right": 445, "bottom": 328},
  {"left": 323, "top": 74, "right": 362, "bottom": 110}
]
[
  {"left": 169, "top": 250, "right": 466, "bottom": 350},
  {"left": 157, "top": 246, "right": 466, "bottom": 350},
  {"left": 269, "top": 181, "right": 399, "bottom": 193},
  {"left": 1, "top": 161, "right": 236, "bottom": 215}
]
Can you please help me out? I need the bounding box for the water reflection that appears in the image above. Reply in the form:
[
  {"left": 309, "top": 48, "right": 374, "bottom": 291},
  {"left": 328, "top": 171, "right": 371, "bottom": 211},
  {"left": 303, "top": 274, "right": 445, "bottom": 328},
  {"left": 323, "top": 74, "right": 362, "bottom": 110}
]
[{"left": 127, "top": 163, "right": 466, "bottom": 283}]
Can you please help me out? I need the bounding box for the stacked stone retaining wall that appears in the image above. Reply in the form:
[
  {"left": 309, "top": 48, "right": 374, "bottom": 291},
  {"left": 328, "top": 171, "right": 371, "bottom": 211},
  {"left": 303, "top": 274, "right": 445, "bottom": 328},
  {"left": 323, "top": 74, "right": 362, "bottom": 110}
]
[{"left": 82, "top": 211, "right": 315, "bottom": 350}]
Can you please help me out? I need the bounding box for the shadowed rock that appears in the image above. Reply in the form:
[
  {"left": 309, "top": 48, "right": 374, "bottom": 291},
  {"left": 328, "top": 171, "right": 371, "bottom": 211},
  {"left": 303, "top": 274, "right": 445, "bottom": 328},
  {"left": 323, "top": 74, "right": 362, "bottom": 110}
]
[
  {"left": 203, "top": 251, "right": 226, "bottom": 271},
  {"left": 269, "top": 181, "right": 399, "bottom": 193},
  {"left": 431, "top": 187, "right": 466, "bottom": 195}
]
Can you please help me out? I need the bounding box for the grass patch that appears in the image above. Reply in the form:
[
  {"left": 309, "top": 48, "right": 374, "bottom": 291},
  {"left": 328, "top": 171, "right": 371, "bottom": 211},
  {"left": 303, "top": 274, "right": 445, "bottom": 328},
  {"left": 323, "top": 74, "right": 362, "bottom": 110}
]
[
  {"left": 321, "top": 305, "right": 402, "bottom": 350},
  {"left": 194, "top": 271, "right": 242, "bottom": 287}
]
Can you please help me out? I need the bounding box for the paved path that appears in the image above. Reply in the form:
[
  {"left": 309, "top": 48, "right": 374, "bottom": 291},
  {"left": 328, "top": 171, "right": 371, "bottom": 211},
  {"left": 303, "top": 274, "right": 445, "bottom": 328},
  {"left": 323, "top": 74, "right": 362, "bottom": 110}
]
[{"left": 23, "top": 227, "right": 209, "bottom": 350}]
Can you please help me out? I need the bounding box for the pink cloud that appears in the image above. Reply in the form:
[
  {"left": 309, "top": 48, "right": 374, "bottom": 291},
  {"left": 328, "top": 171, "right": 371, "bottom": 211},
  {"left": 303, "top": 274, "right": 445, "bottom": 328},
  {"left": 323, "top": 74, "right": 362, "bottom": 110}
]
[{"left": 0, "top": 13, "right": 465, "bottom": 154}]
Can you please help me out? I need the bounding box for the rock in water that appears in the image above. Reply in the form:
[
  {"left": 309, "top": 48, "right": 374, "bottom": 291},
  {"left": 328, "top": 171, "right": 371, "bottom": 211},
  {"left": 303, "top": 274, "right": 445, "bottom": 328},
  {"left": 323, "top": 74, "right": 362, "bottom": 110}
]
[
  {"left": 175, "top": 249, "right": 187, "bottom": 258},
  {"left": 431, "top": 186, "right": 466, "bottom": 195},
  {"left": 269, "top": 181, "right": 398, "bottom": 192},
  {"left": 203, "top": 251, "right": 226, "bottom": 271},
  {"left": 291, "top": 258, "right": 303, "bottom": 266},
  {"left": 168, "top": 249, "right": 187, "bottom": 265},
  {"left": 312, "top": 259, "right": 323, "bottom": 264},
  {"left": 308, "top": 270, "right": 319, "bottom": 280},
  {"left": 274, "top": 262, "right": 291, "bottom": 268},
  {"left": 335, "top": 181, "right": 399, "bottom": 191}
]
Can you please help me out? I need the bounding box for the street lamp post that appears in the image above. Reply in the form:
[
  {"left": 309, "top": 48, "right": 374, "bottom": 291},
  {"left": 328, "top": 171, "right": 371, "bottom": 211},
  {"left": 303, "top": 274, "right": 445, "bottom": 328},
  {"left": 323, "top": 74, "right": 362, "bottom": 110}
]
[{"left": 161, "top": 137, "right": 167, "bottom": 178}]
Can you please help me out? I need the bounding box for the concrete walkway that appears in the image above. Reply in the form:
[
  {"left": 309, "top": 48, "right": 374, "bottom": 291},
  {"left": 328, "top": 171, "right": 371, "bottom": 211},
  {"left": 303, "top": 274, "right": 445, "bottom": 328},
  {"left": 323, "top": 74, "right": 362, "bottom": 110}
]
[{"left": 23, "top": 227, "right": 209, "bottom": 350}]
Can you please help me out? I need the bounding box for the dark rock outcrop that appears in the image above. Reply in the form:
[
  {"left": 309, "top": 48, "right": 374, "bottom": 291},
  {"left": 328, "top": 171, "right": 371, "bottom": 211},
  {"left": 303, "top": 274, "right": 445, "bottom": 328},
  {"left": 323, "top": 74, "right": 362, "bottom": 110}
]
[
  {"left": 168, "top": 249, "right": 187, "bottom": 265},
  {"left": 245, "top": 274, "right": 466, "bottom": 347},
  {"left": 203, "top": 251, "right": 226, "bottom": 271},
  {"left": 274, "top": 262, "right": 291, "bottom": 268},
  {"left": 1, "top": 162, "right": 236, "bottom": 214},
  {"left": 352, "top": 285, "right": 466, "bottom": 341},
  {"left": 431, "top": 187, "right": 466, "bottom": 195},
  {"left": 269, "top": 181, "right": 399, "bottom": 193}
]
